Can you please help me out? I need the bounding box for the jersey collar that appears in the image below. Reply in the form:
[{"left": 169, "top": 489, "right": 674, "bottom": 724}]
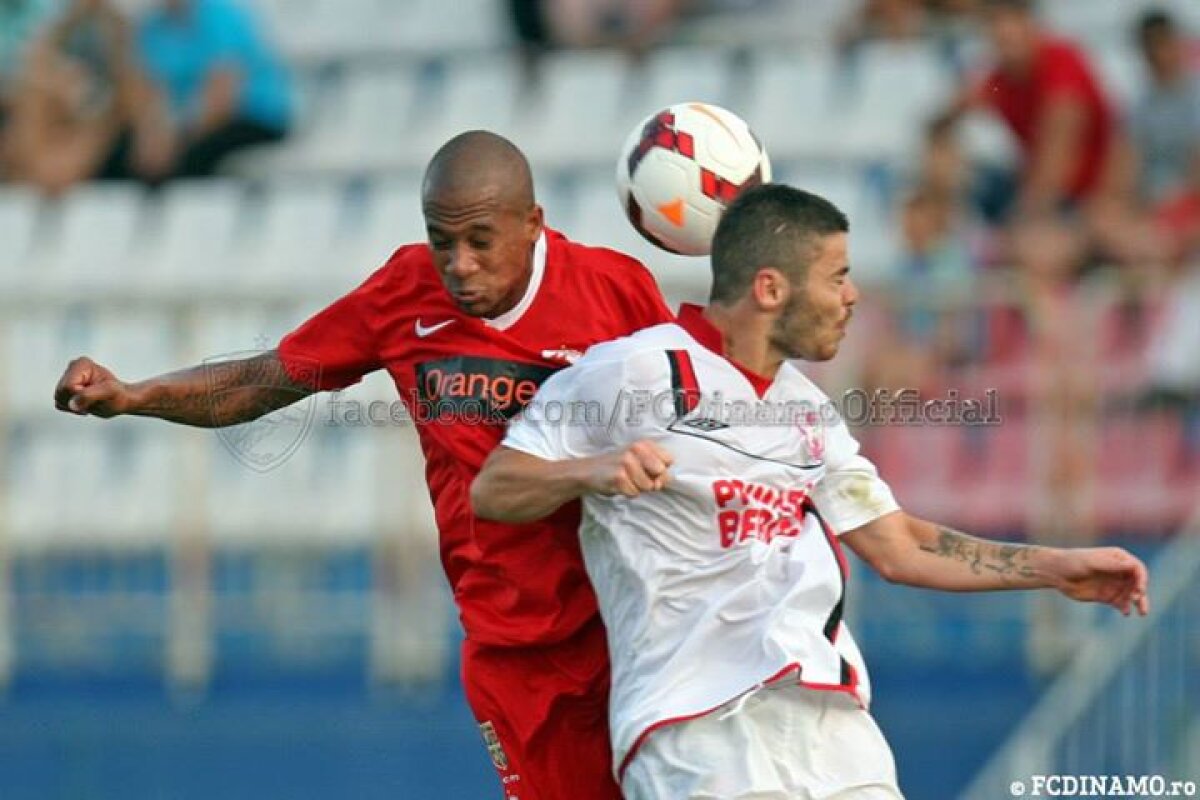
[
  {"left": 484, "top": 231, "right": 548, "bottom": 332},
  {"left": 675, "top": 303, "right": 775, "bottom": 398}
]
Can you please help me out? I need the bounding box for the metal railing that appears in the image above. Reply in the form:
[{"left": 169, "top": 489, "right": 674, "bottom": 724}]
[{"left": 962, "top": 510, "right": 1200, "bottom": 798}]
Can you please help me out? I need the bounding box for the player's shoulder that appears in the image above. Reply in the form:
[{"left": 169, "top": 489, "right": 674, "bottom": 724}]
[
  {"left": 779, "top": 360, "right": 832, "bottom": 399},
  {"left": 573, "top": 322, "right": 688, "bottom": 385},
  {"left": 364, "top": 242, "right": 437, "bottom": 293}
]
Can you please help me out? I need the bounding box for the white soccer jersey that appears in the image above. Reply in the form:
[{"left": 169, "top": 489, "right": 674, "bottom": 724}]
[{"left": 502, "top": 304, "right": 901, "bottom": 779}]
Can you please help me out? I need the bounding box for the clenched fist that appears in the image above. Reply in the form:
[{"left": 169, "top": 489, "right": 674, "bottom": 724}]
[
  {"left": 585, "top": 440, "right": 674, "bottom": 498},
  {"left": 53, "top": 357, "right": 134, "bottom": 418}
]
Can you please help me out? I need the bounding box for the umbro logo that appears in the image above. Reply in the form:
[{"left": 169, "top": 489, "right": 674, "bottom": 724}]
[
  {"left": 682, "top": 417, "right": 729, "bottom": 432},
  {"left": 415, "top": 318, "right": 456, "bottom": 338}
]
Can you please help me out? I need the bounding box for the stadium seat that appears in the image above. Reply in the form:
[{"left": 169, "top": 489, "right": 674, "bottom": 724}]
[
  {"left": 746, "top": 48, "right": 840, "bottom": 162},
  {"left": 235, "top": 181, "right": 351, "bottom": 292},
  {"left": 0, "top": 187, "right": 43, "bottom": 295},
  {"left": 3, "top": 310, "right": 97, "bottom": 417},
  {"left": 517, "top": 51, "right": 631, "bottom": 169},
  {"left": 837, "top": 42, "right": 955, "bottom": 163},
  {"left": 138, "top": 180, "right": 246, "bottom": 297},
  {"left": 391, "top": 0, "right": 507, "bottom": 56},
  {"left": 1040, "top": 0, "right": 1149, "bottom": 46},
  {"left": 408, "top": 56, "right": 523, "bottom": 169},
  {"left": 35, "top": 185, "right": 147, "bottom": 299},
  {"left": 956, "top": 420, "right": 1033, "bottom": 532},
  {"left": 621, "top": 48, "right": 738, "bottom": 135},
  {"left": 354, "top": 178, "right": 426, "bottom": 272},
  {"left": 302, "top": 66, "right": 420, "bottom": 173}
]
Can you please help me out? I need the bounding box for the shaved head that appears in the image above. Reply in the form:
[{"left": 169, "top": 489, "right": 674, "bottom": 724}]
[
  {"left": 423, "top": 130, "right": 535, "bottom": 212},
  {"left": 421, "top": 131, "right": 544, "bottom": 319}
]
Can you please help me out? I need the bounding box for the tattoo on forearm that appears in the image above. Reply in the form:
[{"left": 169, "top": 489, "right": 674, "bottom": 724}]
[
  {"left": 138, "top": 352, "right": 312, "bottom": 427},
  {"left": 918, "top": 527, "right": 1040, "bottom": 582}
]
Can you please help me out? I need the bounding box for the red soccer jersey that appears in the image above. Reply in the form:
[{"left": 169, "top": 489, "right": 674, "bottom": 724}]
[
  {"left": 980, "top": 35, "right": 1116, "bottom": 202},
  {"left": 277, "top": 229, "right": 674, "bottom": 646}
]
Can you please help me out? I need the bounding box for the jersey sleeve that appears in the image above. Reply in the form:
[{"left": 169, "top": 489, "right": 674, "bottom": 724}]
[
  {"left": 502, "top": 356, "right": 623, "bottom": 462},
  {"left": 1040, "top": 46, "right": 1095, "bottom": 103},
  {"left": 277, "top": 262, "right": 390, "bottom": 391},
  {"left": 810, "top": 400, "right": 900, "bottom": 535}
]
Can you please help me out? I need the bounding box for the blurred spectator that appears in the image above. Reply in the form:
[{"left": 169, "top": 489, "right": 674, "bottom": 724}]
[
  {"left": 1132, "top": 9, "right": 1200, "bottom": 207},
  {"left": 136, "top": 0, "right": 292, "bottom": 178},
  {"left": 838, "top": 0, "right": 978, "bottom": 70},
  {"left": 839, "top": 0, "right": 930, "bottom": 51},
  {"left": 0, "top": 0, "right": 59, "bottom": 182},
  {"left": 865, "top": 184, "right": 982, "bottom": 391},
  {"left": 957, "top": 0, "right": 1125, "bottom": 219},
  {"left": 0, "top": 0, "right": 58, "bottom": 82},
  {"left": 1, "top": 0, "right": 172, "bottom": 192},
  {"left": 1130, "top": 10, "right": 1200, "bottom": 267},
  {"left": 518, "top": 0, "right": 689, "bottom": 53}
]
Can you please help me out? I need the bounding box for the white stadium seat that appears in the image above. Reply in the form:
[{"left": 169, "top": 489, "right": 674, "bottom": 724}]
[
  {"left": 234, "top": 181, "right": 350, "bottom": 292},
  {"left": 623, "top": 48, "right": 738, "bottom": 133},
  {"left": 355, "top": 178, "right": 426, "bottom": 271},
  {"left": 3, "top": 310, "right": 96, "bottom": 417},
  {"left": 746, "top": 48, "right": 839, "bottom": 162},
  {"left": 408, "top": 56, "right": 523, "bottom": 169},
  {"left": 0, "top": 187, "right": 42, "bottom": 295},
  {"left": 36, "top": 184, "right": 147, "bottom": 298},
  {"left": 517, "top": 51, "right": 632, "bottom": 169},
  {"left": 301, "top": 66, "right": 419, "bottom": 173},
  {"left": 838, "top": 43, "right": 955, "bottom": 163},
  {"left": 138, "top": 180, "right": 245, "bottom": 296},
  {"left": 391, "top": 0, "right": 508, "bottom": 55}
]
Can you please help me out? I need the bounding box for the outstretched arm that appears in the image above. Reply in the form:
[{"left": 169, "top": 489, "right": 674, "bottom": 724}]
[
  {"left": 471, "top": 441, "right": 673, "bottom": 523},
  {"left": 842, "top": 512, "right": 1150, "bottom": 616},
  {"left": 54, "top": 350, "right": 313, "bottom": 428}
]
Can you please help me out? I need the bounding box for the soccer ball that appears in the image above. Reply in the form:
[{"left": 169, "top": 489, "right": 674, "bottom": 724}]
[{"left": 616, "top": 102, "right": 771, "bottom": 256}]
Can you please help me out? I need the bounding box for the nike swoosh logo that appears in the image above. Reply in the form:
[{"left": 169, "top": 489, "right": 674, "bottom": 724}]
[{"left": 415, "top": 319, "right": 456, "bottom": 338}]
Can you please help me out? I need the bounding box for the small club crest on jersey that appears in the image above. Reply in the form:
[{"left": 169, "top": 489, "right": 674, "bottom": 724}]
[
  {"left": 795, "top": 410, "right": 825, "bottom": 463},
  {"left": 479, "top": 721, "right": 509, "bottom": 770}
]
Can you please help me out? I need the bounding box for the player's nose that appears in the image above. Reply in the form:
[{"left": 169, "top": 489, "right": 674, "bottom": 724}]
[
  {"left": 446, "top": 243, "right": 481, "bottom": 278},
  {"left": 843, "top": 276, "right": 860, "bottom": 307}
]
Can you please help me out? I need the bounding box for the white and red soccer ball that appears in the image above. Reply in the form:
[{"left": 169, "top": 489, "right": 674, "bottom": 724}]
[{"left": 617, "top": 102, "right": 771, "bottom": 256}]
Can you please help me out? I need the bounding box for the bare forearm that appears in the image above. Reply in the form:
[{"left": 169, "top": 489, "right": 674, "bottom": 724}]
[
  {"left": 472, "top": 448, "right": 594, "bottom": 523},
  {"left": 1021, "top": 101, "right": 1085, "bottom": 212},
  {"left": 128, "top": 351, "right": 310, "bottom": 427},
  {"left": 899, "top": 519, "right": 1062, "bottom": 591}
]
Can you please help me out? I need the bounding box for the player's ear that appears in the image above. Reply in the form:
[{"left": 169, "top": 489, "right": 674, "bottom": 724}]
[
  {"left": 525, "top": 203, "right": 545, "bottom": 242},
  {"left": 751, "top": 267, "right": 789, "bottom": 312}
]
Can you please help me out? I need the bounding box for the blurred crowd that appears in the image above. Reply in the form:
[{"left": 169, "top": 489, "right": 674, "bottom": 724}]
[
  {"left": 1, "top": 0, "right": 1196, "bottom": 539},
  {"left": 0, "top": 0, "right": 293, "bottom": 192}
]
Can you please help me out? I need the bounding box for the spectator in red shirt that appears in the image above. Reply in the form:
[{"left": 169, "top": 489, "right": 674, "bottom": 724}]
[
  {"left": 940, "top": 0, "right": 1161, "bottom": 273},
  {"left": 963, "top": 0, "right": 1124, "bottom": 217}
]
